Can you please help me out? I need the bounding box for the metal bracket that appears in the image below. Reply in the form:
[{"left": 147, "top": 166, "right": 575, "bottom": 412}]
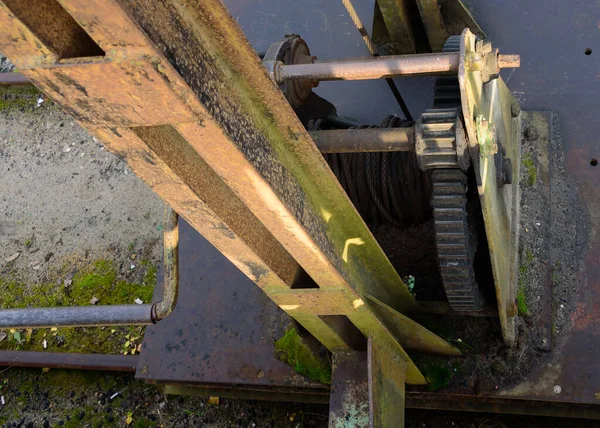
[{"left": 458, "top": 29, "right": 522, "bottom": 345}]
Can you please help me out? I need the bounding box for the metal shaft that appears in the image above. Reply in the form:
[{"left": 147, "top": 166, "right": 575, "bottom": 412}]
[
  {"left": 278, "top": 52, "right": 519, "bottom": 82},
  {"left": 279, "top": 52, "right": 459, "bottom": 82},
  {"left": 309, "top": 128, "right": 414, "bottom": 153},
  {"left": 0, "top": 350, "right": 138, "bottom": 372},
  {"left": 0, "top": 304, "right": 154, "bottom": 329},
  {"left": 0, "top": 72, "right": 30, "bottom": 85},
  {"left": 153, "top": 206, "right": 179, "bottom": 320}
]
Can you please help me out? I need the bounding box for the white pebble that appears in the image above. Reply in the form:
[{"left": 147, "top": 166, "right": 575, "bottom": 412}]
[{"left": 553, "top": 385, "right": 562, "bottom": 394}]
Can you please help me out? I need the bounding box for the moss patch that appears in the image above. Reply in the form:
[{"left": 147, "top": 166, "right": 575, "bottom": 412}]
[
  {"left": 516, "top": 289, "right": 528, "bottom": 316},
  {"left": 517, "top": 247, "right": 534, "bottom": 316},
  {"left": 0, "top": 85, "right": 42, "bottom": 112},
  {"left": 413, "top": 355, "right": 461, "bottom": 391},
  {"left": 0, "top": 259, "right": 156, "bottom": 354},
  {"left": 274, "top": 327, "right": 331, "bottom": 384},
  {"left": 522, "top": 153, "right": 537, "bottom": 187}
]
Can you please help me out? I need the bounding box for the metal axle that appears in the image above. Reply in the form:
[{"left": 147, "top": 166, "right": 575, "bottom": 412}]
[
  {"left": 309, "top": 128, "right": 414, "bottom": 153},
  {"left": 275, "top": 52, "right": 519, "bottom": 83}
]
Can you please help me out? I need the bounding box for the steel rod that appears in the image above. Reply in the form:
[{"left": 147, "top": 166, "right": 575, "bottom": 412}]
[
  {"left": 279, "top": 52, "right": 459, "bottom": 82},
  {"left": 0, "top": 304, "right": 154, "bottom": 329},
  {"left": 153, "top": 206, "right": 179, "bottom": 320},
  {"left": 278, "top": 52, "right": 520, "bottom": 82},
  {"left": 0, "top": 350, "right": 138, "bottom": 372},
  {"left": 0, "top": 72, "right": 30, "bottom": 85},
  {"left": 309, "top": 128, "right": 414, "bottom": 153}
]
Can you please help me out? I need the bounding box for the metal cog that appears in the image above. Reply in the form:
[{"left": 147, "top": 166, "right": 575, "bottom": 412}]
[{"left": 430, "top": 36, "right": 485, "bottom": 311}]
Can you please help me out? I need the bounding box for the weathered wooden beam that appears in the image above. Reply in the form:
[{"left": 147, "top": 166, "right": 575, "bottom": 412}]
[{"left": 0, "top": 0, "right": 461, "bottom": 390}]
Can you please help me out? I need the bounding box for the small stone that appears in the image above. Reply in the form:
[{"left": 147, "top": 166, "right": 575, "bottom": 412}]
[
  {"left": 64, "top": 279, "right": 73, "bottom": 287},
  {"left": 134, "top": 298, "right": 143, "bottom": 305},
  {"left": 63, "top": 146, "right": 71, "bottom": 153},
  {"left": 130, "top": 264, "right": 136, "bottom": 270},
  {"left": 0, "top": 332, "right": 6, "bottom": 343},
  {"left": 32, "top": 265, "right": 40, "bottom": 271},
  {"left": 554, "top": 385, "right": 562, "bottom": 394},
  {"left": 90, "top": 297, "right": 100, "bottom": 305},
  {"left": 130, "top": 254, "right": 136, "bottom": 260},
  {"left": 257, "top": 370, "right": 264, "bottom": 378},
  {"left": 5, "top": 252, "right": 20, "bottom": 263}
]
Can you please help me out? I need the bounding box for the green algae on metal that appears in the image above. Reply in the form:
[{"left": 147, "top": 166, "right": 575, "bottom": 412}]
[{"left": 274, "top": 327, "right": 332, "bottom": 384}]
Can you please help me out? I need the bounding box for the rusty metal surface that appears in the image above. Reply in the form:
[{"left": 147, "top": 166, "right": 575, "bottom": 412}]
[
  {"left": 458, "top": 29, "right": 521, "bottom": 345},
  {"left": 153, "top": 206, "right": 179, "bottom": 320},
  {"left": 0, "top": 350, "right": 137, "bottom": 372},
  {"left": 164, "top": 384, "right": 330, "bottom": 404},
  {"left": 405, "top": 392, "right": 600, "bottom": 419},
  {"left": 366, "top": 295, "right": 461, "bottom": 356},
  {"left": 310, "top": 128, "right": 414, "bottom": 153},
  {"left": 328, "top": 351, "right": 369, "bottom": 427},
  {"left": 0, "top": 72, "right": 30, "bottom": 85},
  {"left": 414, "top": 0, "right": 447, "bottom": 52},
  {"left": 368, "top": 337, "right": 406, "bottom": 427},
  {"left": 278, "top": 52, "right": 460, "bottom": 82},
  {"left": 136, "top": 219, "right": 327, "bottom": 389}
]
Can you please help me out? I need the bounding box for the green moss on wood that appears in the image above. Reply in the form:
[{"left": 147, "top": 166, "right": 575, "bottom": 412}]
[{"left": 274, "top": 327, "right": 331, "bottom": 384}]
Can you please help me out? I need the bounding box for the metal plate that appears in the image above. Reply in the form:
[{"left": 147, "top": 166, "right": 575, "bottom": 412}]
[{"left": 137, "top": 219, "right": 327, "bottom": 391}]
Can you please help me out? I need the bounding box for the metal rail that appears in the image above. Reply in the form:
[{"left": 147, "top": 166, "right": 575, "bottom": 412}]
[
  {"left": 0, "top": 207, "right": 179, "bottom": 329},
  {"left": 276, "top": 52, "right": 519, "bottom": 82},
  {"left": 0, "top": 72, "right": 29, "bottom": 85},
  {"left": 0, "top": 350, "right": 138, "bottom": 372}
]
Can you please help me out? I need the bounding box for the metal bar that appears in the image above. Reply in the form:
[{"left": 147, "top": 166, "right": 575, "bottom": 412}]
[
  {"left": 309, "top": 128, "right": 414, "bottom": 153},
  {"left": 329, "top": 351, "right": 370, "bottom": 426},
  {"left": 0, "top": 71, "right": 29, "bottom": 85},
  {"left": 0, "top": 350, "right": 137, "bottom": 372},
  {"left": 414, "top": 0, "right": 447, "bottom": 52},
  {"left": 405, "top": 392, "right": 600, "bottom": 420},
  {"left": 278, "top": 52, "right": 459, "bottom": 82},
  {"left": 498, "top": 54, "right": 521, "bottom": 68},
  {"left": 0, "top": 304, "right": 154, "bottom": 329},
  {"left": 339, "top": 0, "right": 413, "bottom": 120},
  {"left": 153, "top": 206, "right": 179, "bottom": 320},
  {"left": 368, "top": 337, "right": 406, "bottom": 427},
  {"left": 278, "top": 52, "right": 519, "bottom": 82},
  {"left": 0, "top": 207, "right": 176, "bottom": 329},
  {"left": 376, "top": 0, "right": 421, "bottom": 54}
]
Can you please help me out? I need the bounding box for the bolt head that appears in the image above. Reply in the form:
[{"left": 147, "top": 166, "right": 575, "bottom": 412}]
[{"left": 476, "top": 39, "right": 493, "bottom": 54}]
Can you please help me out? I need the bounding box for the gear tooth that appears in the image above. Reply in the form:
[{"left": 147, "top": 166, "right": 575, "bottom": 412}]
[
  {"left": 416, "top": 108, "right": 462, "bottom": 170},
  {"left": 432, "top": 168, "right": 485, "bottom": 311}
]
